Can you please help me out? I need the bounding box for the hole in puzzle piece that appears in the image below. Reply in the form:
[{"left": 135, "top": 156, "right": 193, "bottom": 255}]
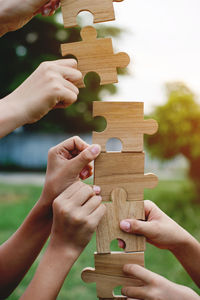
[
  {"left": 84, "top": 71, "right": 101, "bottom": 89},
  {"left": 77, "top": 11, "right": 94, "bottom": 27},
  {"left": 114, "top": 285, "right": 123, "bottom": 297},
  {"left": 110, "top": 239, "right": 125, "bottom": 252},
  {"left": 106, "top": 138, "right": 122, "bottom": 152},
  {"left": 93, "top": 116, "right": 107, "bottom": 132}
]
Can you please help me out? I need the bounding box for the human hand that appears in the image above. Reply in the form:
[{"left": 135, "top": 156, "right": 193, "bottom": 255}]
[
  {"left": 5, "top": 59, "right": 82, "bottom": 125},
  {"left": 50, "top": 181, "right": 106, "bottom": 255},
  {"left": 119, "top": 200, "right": 190, "bottom": 252},
  {"left": 40, "top": 136, "right": 101, "bottom": 207},
  {"left": 121, "top": 264, "right": 200, "bottom": 300},
  {"left": 35, "top": 0, "right": 60, "bottom": 17},
  {"left": 0, "top": 0, "right": 60, "bottom": 34}
]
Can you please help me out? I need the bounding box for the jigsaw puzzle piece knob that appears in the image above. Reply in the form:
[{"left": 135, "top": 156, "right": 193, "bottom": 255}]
[{"left": 80, "top": 26, "right": 97, "bottom": 41}]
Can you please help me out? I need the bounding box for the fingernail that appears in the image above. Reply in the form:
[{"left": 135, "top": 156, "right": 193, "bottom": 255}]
[
  {"left": 90, "top": 144, "right": 101, "bottom": 155},
  {"left": 93, "top": 185, "right": 101, "bottom": 193},
  {"left": 120, "top": 221, "right": 131, "bottom": 232},
  {"left": 43, "top": 8, "right": 51, "bottom": 15}
]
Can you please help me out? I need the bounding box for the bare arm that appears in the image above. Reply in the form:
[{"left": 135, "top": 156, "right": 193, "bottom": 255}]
[
  {"left": 0, "top": 201, "right": 52, "bottom": 298},
  {"left": 171, "top": 234, "right": 200, "bottom": 288},
  {"left": 0, "top": 59, "right": 81, "bottom": 139},
  {"left": 20, "top": 182, "right": 105, "bottom": 300},
  {"left": 0, "top": 137, "right": 101, "bottom": 297}
]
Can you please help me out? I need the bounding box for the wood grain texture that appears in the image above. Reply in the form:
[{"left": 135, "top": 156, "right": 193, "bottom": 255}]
[
  {"left": 96, "top": 188, "right": 145, "bottom": 253},
  {"left": 92, "top": 101, "right": 158, "bottom": 152},
  {"left": 82, "top": 252, "right": 144, "bottom": 298},
  {"left": 94, "top": 152, "right": 158, "bottom": 202},
  {"left": 61, "top": 0, "right": 124, "bottom": 28},
  {"left": 61, "top": 26, "right": 130, "bottom": 88}
]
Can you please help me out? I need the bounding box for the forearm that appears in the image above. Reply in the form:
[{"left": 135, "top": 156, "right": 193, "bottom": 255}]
[
  {"left": 171, "top": 232, "right": 200, "bottom": 287},
  {"left": 0, "top": 199, "right": 52, "bottom": 297},
  {"left": 20, "top": 243, "right": 79, "bottom": 300},
  {"left": 0, "top": 96, "right": 27, "bottom": 138}
]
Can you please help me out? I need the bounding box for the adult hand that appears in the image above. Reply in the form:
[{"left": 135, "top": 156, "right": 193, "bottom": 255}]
[
  {"left": 122, "top": 264, "right": 200, "bottom": 300},
  {"left": 41, "top": 136, "right": 101, "bottom": 207}
]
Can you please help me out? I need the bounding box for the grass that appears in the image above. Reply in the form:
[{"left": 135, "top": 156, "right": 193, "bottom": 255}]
[{"left": 0, "top": 180, "right": 200, "bottom": 299}]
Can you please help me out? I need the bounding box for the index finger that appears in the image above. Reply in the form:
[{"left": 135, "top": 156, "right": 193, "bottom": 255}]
[
  {"left": 55, "top": 136, "right": 89, "bottom": 159},
  {"left": 123, "top": 264, "right": 154, "bottom": 284},
  {"left": 52, "top": 59, "right": 78, "bottom": 69}
]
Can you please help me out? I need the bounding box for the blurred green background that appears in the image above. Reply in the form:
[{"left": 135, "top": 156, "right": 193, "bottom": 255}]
[
  {"left": 1, "top": 5, "right": 200, "bottom": 300},
  {"left": 0, "top": 180, "right": 199, "bottom": 299}
]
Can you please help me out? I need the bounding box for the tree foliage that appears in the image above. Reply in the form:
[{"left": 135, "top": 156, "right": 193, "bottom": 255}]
[
  {"left": 146, "top": 82, "right": 200, "bottom": 197},
  {"left": 0, "top": 11, "right": 124, "bottom": 133}
]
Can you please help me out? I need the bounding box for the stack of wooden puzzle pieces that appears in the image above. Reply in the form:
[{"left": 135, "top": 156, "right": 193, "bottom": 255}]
[{"left": 60, "top": 0, "right": 158, "bottom": 299}]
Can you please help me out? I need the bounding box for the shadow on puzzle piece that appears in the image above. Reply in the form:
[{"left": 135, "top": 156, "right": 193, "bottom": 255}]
[
  {"left": 61, "top": 26, "right": 130, "bottom": 88},
  {"left": 93, "top": 101, "right": 158, "bottom": 152},
  {"left": 61, "top": 0, "right": 124, "bottom": 28},
  {"left": 96, "top": 188, "right": 146, "bottom": 253},
  {"left": 82, "top": 252, "right": 144, "bottom": 299},
  {"left": 94, "top": 152, "right": 158, "bottom": 202}
]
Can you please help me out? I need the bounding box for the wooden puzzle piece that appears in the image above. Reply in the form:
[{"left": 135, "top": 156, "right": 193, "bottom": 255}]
[
  {"left": 92, "top": 101, "right": 158, "bottom": 152},
  {"left": 61, "top": 26, "right": 130, "bottom": 88},
  {"left": 96, "top": 188, "right": 145, "bottom": 253},
  {"left": 82, "top": 252, "right": 144, "bottom": 298},
  {"left": 94, "top": 152, "right": 158, "bottom": 202},
  {"left": 61, "top": 0, "right": 124, "bottom": 28}
]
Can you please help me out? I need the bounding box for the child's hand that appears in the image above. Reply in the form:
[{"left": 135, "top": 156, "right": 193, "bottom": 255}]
[
  {"left": 119, "top": 200, "right": 190, "bottom": 252},
  {"left": 50, "top": 181, "right": 106, "bottom": 255},
  {"left": 5, "top": 59, "right": 81, "bottom": 125},
  {"left": 40, "top": 136, "right": 101, "bottom": 207},
  {"left": 121, "top": 264, "right": 200, "bottom": 300}
]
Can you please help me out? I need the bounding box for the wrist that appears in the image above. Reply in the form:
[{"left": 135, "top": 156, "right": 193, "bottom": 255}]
[
  {"left": 33, "top": 198, "right": 53, "bottom": 222},
  {"left": 0, "top": 95, "right": 28, "bottom": 137},
  {"left": 170, "top": 229, "right": 195, "bottom": 254},
  {"left": 48, "top": 238, "right": 81, "bottom": 262}
]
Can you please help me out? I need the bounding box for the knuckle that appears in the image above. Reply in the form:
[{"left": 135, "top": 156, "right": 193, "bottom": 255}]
[
  {"left": 48, "top": 146, "right": 56, "bottom": 157},
  {"left": 132, "top": 219, "right": 140, "bottom": 232},
  {"left": 69, "top": 91, "right": 78, "bottom": 103},
  {"left": 85, "top": 219, "right": 95, "bottom": 232},
  {"left": 70, "top": 213, "right": 84, "bottom": 225},
  {"left": 51, "top": 82, "right": 62, "bottom": 96},
  {"left": 40, "top": 61, "right": 54, "bottom": 73},
  {"left": 149, "top": 276, "right": 159, "bottom": 287},
  {"left": 67, "top": 58, "right": 77, "bottom": 68},
  {"left": 75, "top": 70, "right": 83, "bottom": 80},
  {"left": 81, "top": 149, "right": 93, "bottom": 162},
  {"left": 82, "top": 184, "right": 94, "bottom": 196}
]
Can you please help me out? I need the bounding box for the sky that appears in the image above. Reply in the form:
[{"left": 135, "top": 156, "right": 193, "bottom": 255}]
[
  {"left": 73, "top": 0, "right": 200, "bottom": 114},
  {"left": 107, "top": 0, "right": 200, "bottom": 113}
]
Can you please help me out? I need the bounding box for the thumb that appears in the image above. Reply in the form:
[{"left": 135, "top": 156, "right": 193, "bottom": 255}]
[
  {"left": 71, "top": 144, "right": 101, "bottom": 175},
  {"left": 120, "top": 219, "right": 151, "bottom": 237}
]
